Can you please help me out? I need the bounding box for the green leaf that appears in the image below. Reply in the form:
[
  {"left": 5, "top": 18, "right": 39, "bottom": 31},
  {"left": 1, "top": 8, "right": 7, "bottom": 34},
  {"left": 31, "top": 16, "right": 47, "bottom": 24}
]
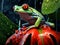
[
  {"left": 41, "top": 0, "right": 60, "bottom": 14},
  {"left": 0, "top": 12, "right": 18, "bottom": 45}
]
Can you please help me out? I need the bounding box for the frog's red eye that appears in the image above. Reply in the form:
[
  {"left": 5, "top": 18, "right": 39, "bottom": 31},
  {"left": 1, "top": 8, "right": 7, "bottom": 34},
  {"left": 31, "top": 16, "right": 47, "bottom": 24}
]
[{"left": 22, "top": 4, "right": 29, "bottom": 10}]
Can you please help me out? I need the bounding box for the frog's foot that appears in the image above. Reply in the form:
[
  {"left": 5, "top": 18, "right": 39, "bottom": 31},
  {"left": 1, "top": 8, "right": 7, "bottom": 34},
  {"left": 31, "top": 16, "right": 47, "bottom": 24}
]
[
  {"left": 27, "top": 25, "right": 36, "bottom": 30},
  {"left": 45, "top": 22, "right": 55, "bottom": 28}
]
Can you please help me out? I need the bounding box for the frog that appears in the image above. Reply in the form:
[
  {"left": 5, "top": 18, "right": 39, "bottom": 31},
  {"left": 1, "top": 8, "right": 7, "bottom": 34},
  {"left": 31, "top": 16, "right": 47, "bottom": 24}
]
[{"left": 13, "top": 4, "right": 54, "bottom": 30}]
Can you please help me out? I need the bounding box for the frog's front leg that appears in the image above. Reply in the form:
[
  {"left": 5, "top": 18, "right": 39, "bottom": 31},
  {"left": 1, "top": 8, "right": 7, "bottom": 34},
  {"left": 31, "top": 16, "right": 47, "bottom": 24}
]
[{"left": 27, "top": 16, "right": 42, "bottom": 30}]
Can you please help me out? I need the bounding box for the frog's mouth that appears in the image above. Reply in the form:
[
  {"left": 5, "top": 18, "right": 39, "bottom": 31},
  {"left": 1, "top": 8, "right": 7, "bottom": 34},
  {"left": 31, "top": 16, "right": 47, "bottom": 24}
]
[{"left": 18, "top": 12, "right": 36, "bottom": 25}]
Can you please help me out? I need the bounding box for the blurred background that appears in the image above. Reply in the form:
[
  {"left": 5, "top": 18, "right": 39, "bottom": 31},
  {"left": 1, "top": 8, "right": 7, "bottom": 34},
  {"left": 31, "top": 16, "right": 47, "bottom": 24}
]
[{"left": 0, "top": 0, "right": 60, "bottom": 45}]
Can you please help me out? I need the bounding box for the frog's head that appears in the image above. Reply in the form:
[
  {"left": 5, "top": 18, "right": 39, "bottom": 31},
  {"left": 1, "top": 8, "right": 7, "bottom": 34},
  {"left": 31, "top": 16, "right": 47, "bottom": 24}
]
[
  {"left": 13, "top": 4, "right": 33, "bottom": 22},
  {"left": 13, "top": 4, "right": 32, "bottom": 13}
]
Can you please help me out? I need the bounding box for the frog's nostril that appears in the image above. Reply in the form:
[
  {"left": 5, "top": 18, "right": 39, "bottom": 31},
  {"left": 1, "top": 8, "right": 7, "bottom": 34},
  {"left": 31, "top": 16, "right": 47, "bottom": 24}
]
[{"left": 16, "top": 8, "right": 19, "bottom": 10}]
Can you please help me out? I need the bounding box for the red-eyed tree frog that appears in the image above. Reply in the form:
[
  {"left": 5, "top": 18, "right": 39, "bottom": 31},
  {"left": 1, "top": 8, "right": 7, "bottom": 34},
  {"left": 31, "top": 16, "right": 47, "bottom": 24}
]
[{"left": 13, "top": 4, "right": 54, "bottom": 30}]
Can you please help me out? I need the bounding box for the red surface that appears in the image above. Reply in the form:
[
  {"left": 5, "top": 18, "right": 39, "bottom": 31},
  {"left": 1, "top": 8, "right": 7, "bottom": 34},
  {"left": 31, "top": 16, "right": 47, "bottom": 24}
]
[{"left": 5, "top": 25, "right": 60, "bottom": 45}]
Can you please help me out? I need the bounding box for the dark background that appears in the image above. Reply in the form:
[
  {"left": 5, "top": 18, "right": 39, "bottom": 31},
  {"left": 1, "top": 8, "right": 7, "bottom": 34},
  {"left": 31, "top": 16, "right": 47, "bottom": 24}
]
[{"left": 0, "top": 0, "right": 60, "bottom": 45}]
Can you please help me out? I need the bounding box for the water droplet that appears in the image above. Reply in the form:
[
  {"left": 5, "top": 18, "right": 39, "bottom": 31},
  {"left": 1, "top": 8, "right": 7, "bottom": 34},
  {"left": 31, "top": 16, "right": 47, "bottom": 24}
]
[
  {"left": 7, "top": 22, "right": 8, "bottom": 25},
  {"left": 40, "top": 2, "right": 41, "bottom": 4},
  {"left": 1, "top": 23, "right": 2, "bottom": 25},
  {"left": 55, "top": 0, "right": 58, "bottom": 3},
  {"left": 7, "top": 33, "right": 10, "bottom": 35},
  {"left": 46, "top": 7, "right": 48, "bottom": 9},
  {"left": 46, "top": 0, "right": 49, "bottom": 2},
  {"left": 10, "top": 25, "right": 12, "bottom": 29}
]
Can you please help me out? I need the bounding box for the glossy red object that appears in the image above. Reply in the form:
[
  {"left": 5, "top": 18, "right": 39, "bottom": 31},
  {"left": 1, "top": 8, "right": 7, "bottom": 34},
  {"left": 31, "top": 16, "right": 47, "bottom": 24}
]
[
  {"left": 5, "top": 25, "right": 60, "bottom": 45},
  {"left": 22, "top": 4, "right": 29, "bottom": 10}
]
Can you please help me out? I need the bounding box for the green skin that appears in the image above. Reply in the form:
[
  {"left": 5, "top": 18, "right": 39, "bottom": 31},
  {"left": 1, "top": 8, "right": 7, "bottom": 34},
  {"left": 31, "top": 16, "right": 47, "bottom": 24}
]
[{"left": 14, "top": 5, "right": 54, "bottom": 30}]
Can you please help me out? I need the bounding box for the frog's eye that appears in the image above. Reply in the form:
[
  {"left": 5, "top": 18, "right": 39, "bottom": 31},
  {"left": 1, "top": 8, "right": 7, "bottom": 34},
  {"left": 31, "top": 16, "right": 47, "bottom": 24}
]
[{"left": 22, "top": 4, "right": 29, "bottom": 10}]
